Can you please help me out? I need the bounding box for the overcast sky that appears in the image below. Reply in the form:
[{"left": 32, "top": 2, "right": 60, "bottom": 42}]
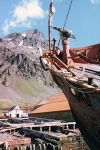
[{"left": 0, "top": 0, "right": 100, "bottom": 48}]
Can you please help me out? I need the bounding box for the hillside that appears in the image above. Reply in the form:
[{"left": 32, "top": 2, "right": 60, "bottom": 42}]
[{"left": 0, "top": 29, "right": 59, "bottom": 108}]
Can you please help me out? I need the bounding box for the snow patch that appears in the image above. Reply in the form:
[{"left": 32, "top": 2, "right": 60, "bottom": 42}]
[
  {"left": 22, "top": 33, "right": 26, "bottom": 37},
  {"left": 3, "top": 38, "right": 12, "bottom": 41},
  {"left": 28, "top": 46, "right": 33, "bottom": 49},
  {"left": 19, "top": 40, "right": 23, "bottom": 46}
]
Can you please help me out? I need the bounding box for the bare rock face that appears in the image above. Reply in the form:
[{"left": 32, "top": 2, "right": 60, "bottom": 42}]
[{"left": 0, "top": 30, "right": 59, "bottom": 104}]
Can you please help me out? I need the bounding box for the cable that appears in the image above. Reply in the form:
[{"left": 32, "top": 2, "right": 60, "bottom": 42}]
[
  {"left": 57, "top": 0, "right": 74, "bottom": 47},
  {"left": 63, "top": 0, "right": 73, "bottom": 29}
]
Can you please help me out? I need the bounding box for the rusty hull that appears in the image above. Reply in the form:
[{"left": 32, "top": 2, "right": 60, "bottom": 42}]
[{"left": 50, "top": 69, "right": 100, "bottom": 150}]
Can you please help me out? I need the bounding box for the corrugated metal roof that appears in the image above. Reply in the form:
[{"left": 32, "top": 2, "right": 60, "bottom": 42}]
[{"left": 30, "top": 93, "right": 70, "bottom": 114}]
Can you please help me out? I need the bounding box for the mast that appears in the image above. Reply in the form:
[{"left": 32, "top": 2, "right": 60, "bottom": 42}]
[{"left": 48, "top": 1, "right": 55, "bottom": 51}]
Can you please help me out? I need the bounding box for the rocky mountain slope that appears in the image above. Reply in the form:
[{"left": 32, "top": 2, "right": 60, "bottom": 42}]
[{"left": 0, "top": 29, "right": 59, "bottom": 108}]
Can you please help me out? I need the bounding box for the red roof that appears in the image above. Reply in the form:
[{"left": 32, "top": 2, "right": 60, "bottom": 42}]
[
  {"left": 30, "top": 93, "right": 70, "bottom": 114},
  {"left": 20, "top": 106, "right": 34, "bottom": 110}
]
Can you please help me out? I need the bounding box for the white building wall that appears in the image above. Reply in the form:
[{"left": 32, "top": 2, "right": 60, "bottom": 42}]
[
  {"left": 6, "top": 106, "right": 25, "bottom": 118},
  {"left": 9, "top": 109, "right": 23, "bottom": 118},
  {"left": 22, "top": 113, "right": 28, "bottom": 117}
]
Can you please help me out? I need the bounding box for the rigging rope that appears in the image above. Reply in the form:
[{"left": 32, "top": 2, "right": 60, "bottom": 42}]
[
  {"left": 57, "top": 0, "right": 74, "bottom": 47},
  {"left": 63, "top": 0, "right": 73, "bottom": 29}
]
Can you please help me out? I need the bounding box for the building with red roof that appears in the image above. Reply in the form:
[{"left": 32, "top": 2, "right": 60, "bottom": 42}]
[{"left": 30, "top": 93, "right": 74, "bottom": 121}]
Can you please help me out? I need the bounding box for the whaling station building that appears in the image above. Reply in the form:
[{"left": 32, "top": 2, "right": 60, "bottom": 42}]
[
  {"left": 4, "top": 105, "right": 35, "bottom": 118},
  {"left": 30, "top": 93, "right": 74, "bottom": 121},
  {"left": 6, "top": 106, "right": 28, "bottom": 118}
]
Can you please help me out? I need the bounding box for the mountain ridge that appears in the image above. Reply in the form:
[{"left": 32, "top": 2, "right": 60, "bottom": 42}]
[{"left": 0, "top": 29, "right": 59, "bottom": 108}]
